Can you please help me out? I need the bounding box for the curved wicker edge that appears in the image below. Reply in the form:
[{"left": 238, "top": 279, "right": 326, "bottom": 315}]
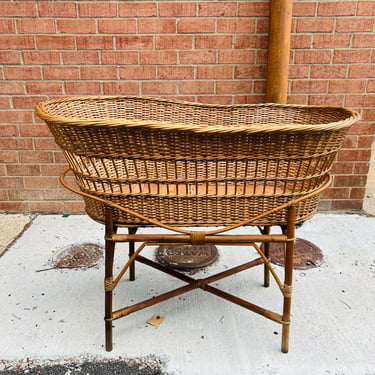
[
  {"left": 60, "top": 167, "right": 332, "bottom": 236},
  {"left": 36, "top": 95, "right": 360, "bottom": 134}
]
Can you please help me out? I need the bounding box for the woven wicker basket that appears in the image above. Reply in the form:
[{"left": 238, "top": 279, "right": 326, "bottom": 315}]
[{"left": 36, "top": 96, "right": 359, "bottom": 226}]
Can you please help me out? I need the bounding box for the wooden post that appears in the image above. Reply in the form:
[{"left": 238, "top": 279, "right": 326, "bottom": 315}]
[{"left": 266, "top": 0, "right": 293, "bottom": 104}]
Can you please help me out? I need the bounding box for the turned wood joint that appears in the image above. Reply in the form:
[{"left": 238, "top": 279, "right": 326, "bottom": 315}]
[
  {"left": 282, "top": 284, "right": 293, "bottom": 298},
  {"left": 105, "top": 276, "right": 114, "bottom": 291},
  {"left": 190, "top": 231, "right": 206, "bottom": 245}
]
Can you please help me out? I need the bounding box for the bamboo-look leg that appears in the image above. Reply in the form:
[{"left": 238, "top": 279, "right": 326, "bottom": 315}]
[
  {"left": 260, "top": 226, "right": 271, "bottom": 287},
  {"left": 281, "top": 205, "right": 296, "bottom": 353},
  {"left": 128, "top": 227, "right": 138, "bottom": 281},
  {"left": 104, "top": 207, "right": 117, "bottom": 352}
]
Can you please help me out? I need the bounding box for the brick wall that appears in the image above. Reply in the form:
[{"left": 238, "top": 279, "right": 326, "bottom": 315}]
[{"left": 0, "top": 1, "right": 374, "bottom": 213}]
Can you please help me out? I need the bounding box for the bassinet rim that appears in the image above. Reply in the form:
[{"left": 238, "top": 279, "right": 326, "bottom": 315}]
[{"left": 35, "top": 95, "right": 360, "bottom": 135}]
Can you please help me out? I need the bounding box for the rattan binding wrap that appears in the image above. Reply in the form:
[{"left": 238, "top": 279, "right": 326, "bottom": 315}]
[{"left": 36, "top": 95, "right": 359, "bottom": 226}]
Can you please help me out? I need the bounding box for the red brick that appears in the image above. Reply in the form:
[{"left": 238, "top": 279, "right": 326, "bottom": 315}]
[
  {"left": 38, "top": 2, "right": 77, "bottom": 17},
  {"left": 102, "top": 51, "right": 138, "bottom": 65},
  {"left": 321, "top": 187, "right": 350, "bottom": 199},
  {"left": 292, "top": 80, "right": 328, "bottom": 94},
  {"left": 79, "top": 2, "right": 117, "bottom": 17},
  {"left": 216, "top": 81, "right": 252, "bottom": 94},
  {"left": 308, "top": 95, "right": 345, "bottom": 107},
  {"left": 178, "top": 19, "right": 215, "bottom": 33},
  {"left": 140, "top": 51, "right": 178, "bottom": 65},
  {"left": 289, "top": 65, "right": 310, "bottom": 79},
  {"left": 4, "top": 67, "right": 41, "bottom": 80},
  {"left": 198, "top": 2, "right": 236, "bottom": 16},
  {"left": 0, "top": 19, "right": 15, "bottom": 33},
  {"left": 26, "top": 82, "right": 63, "bottom": 95},
  {"left": 329, "top": 80, "right": 366, "bottom": 93},
  {"left": 179, "top": 51, "right": 216, "bottom": 64},
  {"left": 331, "top": 200, "right": 362, "bottom": 210},
  {"left": 342, "top": 135, "right": 358, "bottom": 148},
  {"left": 0, "top": 51, "right": 21, "bottom": 64},
  {"left": 12, "top": 96, "right": 46, "bottom": 110},
  {"left": 195, "top": 35, "right": 232, "bottom": 49},
  {"left": 1, "top": 1, "right": 37, "bottom": 17},
  {"left": 0, "top": 110, "right": 33, "bottom": 124},
  {"left": 353, "top": 35, "right": 375, "bottom": 48},
  {"left": 9, "top": 189, "right": 44, "bottom": 201},
  {"left": 336, "top": 18, "right": 374, "bottom": 33},
  {"left": 34, "top": 138, "right": 59, "bottom": 150},
  {"left": 217, "top": 19, "right": 256, "bottom": 33},
  {"left": 80, "top": 66, "right": 117, "bottom": 80},
  {"left": 238, "top": 2, "right": 269, "bottom": 16},
  {"left": 234, "top": 66, "right": 266, "bottom": 79},
  {"left": 0, "top": 35, "right": 35, "bottom": 49},
  {"left": 36, "top": 35, "right": 75, "bottom": 50},
  {"left": 64, "top": 81, "right": 101, "bottom": 95},
  {"left": 0, "top": 125, "right": 19, "bottom": 137},
  {"left": 7, "top": 164, "right": 40, "bottom": 176},
  {"left": 235, "top": 35, "right": 268, "bottom": 49},
  {"left": 41, "top": 164, "right": 63, "bottom": 177},
  {"left": 0, "top": 97, "right": 11, "bottom": 109},
  {"left": 138, "top": 19, "right": 176, "bottom": 34},
  {"left": 23, "top": 51, "right": 60, "bottom": 65},
  {"left": 345, "top": 94, "right": 375, "bottom": 107},
  {"left": 349, "top": 64, "right": 375, "bottom": 78},
  {"left": 198, "top": 95, "right": 232, "bottom": 105},
  {"left": 24, "top": 176, "right": 58, "bottom": 189},
  {"left": 333, "top": 49, "right": 371, "bottom": 63},
  {"left": 17, "top": 18, "right": 55, "bottom": 33},
  {"left": 158, "top": 66, "right": 194, "bottom": 80},
  {"left": 357, "top": 2, "right": 375, "bottom": 16},
  {"left": 297, "top": 18, "right": 334, "bottom": 33},
  {"left": 334, "top": 175, "right": 368, "bottom": 187},
  {"left": 366, "top": 80, "right": 375, "bottom": 92},
  {"left": 350, "top": 188, "right": 366, "bottom": 200},
  {"left": 120, "top": 66, "right": 156, "bottom": 80},
  {"left": 103, "top": 81, "right": 139, "bottom": 95},
  {"left": 310, "top": 65, "right": 347, "bottom": 79},
  {"left": 218, "top": 50, "right": 255, "bottom": 64},
  {"left": 290, "top": 35, "right": 312, "bottom": 50},
  {"left": 63, "top": 201, "right": 85, "bottom": 214},
  {"left": 116, "top": 36, "right": 153, "bottom": 50},
  {"left": 0, "top": 202, "right": 30, "bottom": 212},
  {"left": 0, "top": 177, "right": 24, "bottom": 189},
  {"left": 155, "top": 35, "right": 193, "bottom": 50},
  {"left": 119, "top": 2, "right": 157, "bottom": 17},
  {"left": 358, "top": 136, "right": 374, "bottom": 148},
  {"left": 256, "top": 19, "right": 269, "bottom": 34},
  {"left": 0, "top": 82, "right": 25, "bottom": 94},
  {"left": 347, "top": 122, "right": 375, "bottom": 135},
  {"left": 76, "top": 36, "right": 114, "bottom": 50},
  {"left": 292, "top": 2, "right": 316, "bottom": 17},
  {"left": 337, "top": 149, "right": 371, "bottom": 162},
  {"left": 198, "top": 66, "right": 233, "bottom": 79},
  {"left": 19, "top": 124, "right": 52, "bottom": 137},
  {"left": 313, "top": 34, "right": 351, "bottom": 49},
  {"left": 361, "top": 109, "right": 375, "bottom": 122},
  {"left": 330, "top": 162, "right": 354, "bottom": 174},
  {"left": 19, "top": 151, "right": 54, "bottom": 164},
  {"left": 354, "top": 163, "right": 370, "bottom": 175},
  {"left": 295, "top": 50, "right": 332, "bottom": 64},
  {"left": 98, "top": 19, "right": 136, "bottom": 34},
  {"left": 58, "top": 19, "right": 96, "bottom": 34},
  {"left": 179, "top": 81, "right": 214, "bottom": 94},
  {"left": 42, "top": 67, "right": 79, "bottom": 80},
  {"left": 158, "top": 2, "right": 196, "bottom": 17},
  {"left": 30, "top": 201, "right": 64, "bottom": 212},
  {"left": 62, "top": 51, "right": 100, "bottom": 65},
  {"left": 318, "top": 2, "right": 357, "bottom": 16},
  {"left": 0, "top": 151, "right": 18, "bottom": 163},
  {"left": 141, "top": 81, "right": 177, "bottom": 95}
]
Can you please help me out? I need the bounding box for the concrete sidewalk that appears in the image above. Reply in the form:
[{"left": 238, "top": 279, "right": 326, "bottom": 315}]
[{"left": 0, "top": 213, "right": 374, "bottom": 374}]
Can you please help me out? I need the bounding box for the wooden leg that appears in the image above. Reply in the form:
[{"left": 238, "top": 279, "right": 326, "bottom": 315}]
[
  {"left": 104, "top": 207, "right": 117, "bottom": 352},
  {"left": 281, "top": 205, "right": 296, "bottom": 353},
  {"left": 128, "top": 227, "right": 138, "bottom": 282},
  {"left": 261, "top": 226, "right": 271, "bottom": 287}
]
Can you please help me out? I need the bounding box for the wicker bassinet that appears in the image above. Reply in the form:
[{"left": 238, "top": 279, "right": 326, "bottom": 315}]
[{"left": 36, "top": 95, "right": 359, "bottom": 227}]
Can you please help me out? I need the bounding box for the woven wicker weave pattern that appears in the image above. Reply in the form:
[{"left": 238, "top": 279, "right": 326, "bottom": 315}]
[{"left": 36, "top": 96, "right": 360, "bottom": 226}]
